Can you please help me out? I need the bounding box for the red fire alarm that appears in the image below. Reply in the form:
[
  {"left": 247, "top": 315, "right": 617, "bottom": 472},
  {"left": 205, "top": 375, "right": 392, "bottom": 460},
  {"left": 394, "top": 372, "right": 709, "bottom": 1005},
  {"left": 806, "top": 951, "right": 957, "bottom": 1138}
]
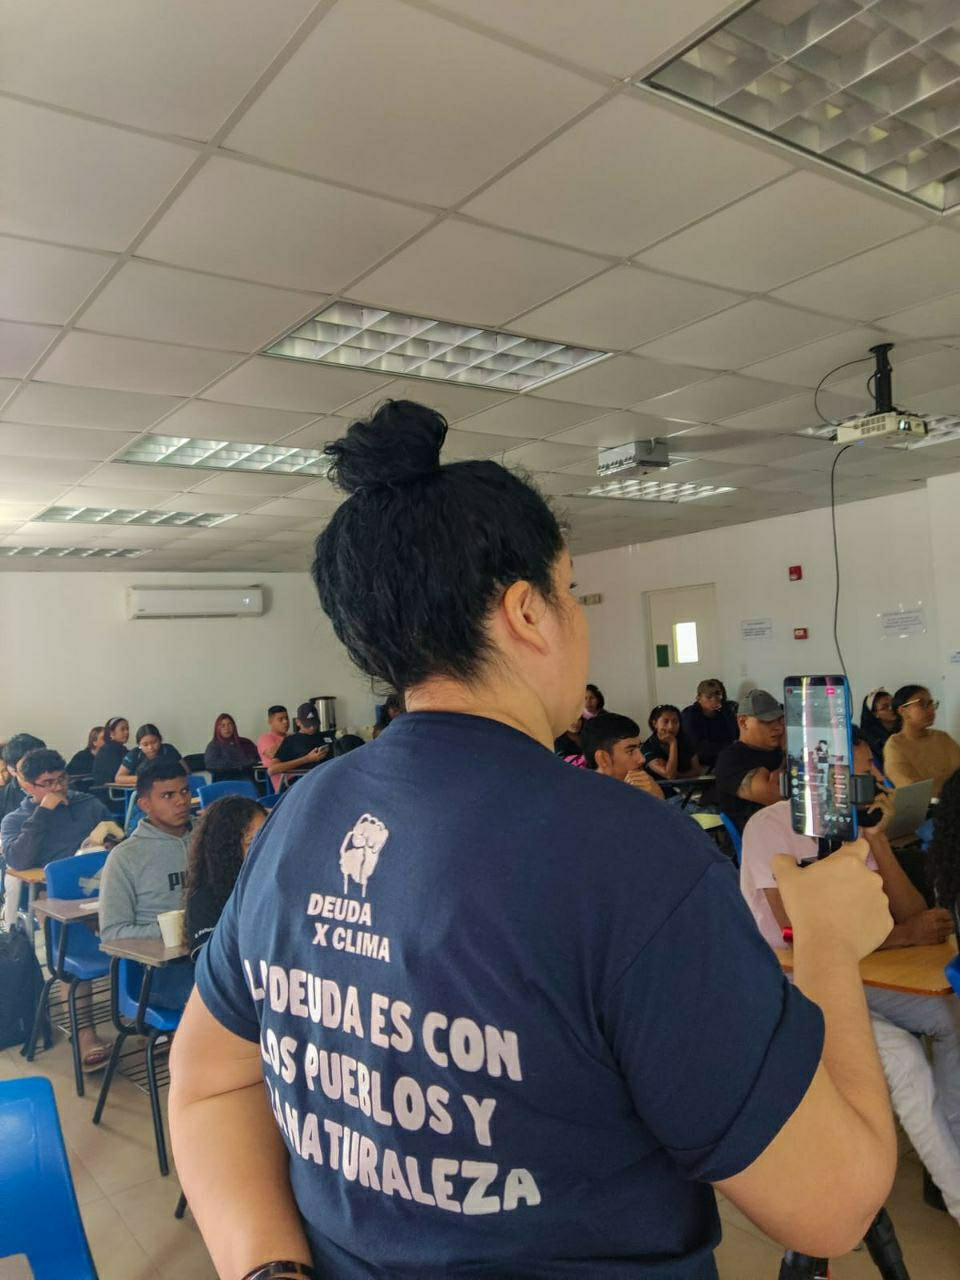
[
  {"left": 789, "top": 565, "right": 803, "bottom": 582},
  {"left": 794, "top": 627, "right": 809, "bottom": 640}
]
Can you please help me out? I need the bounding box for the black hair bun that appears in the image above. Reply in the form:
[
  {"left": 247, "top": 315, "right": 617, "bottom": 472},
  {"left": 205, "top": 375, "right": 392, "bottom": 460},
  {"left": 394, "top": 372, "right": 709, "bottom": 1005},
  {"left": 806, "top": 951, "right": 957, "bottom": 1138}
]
[{"left": 325, "top": 400, "right": 448, "bottom": 495}]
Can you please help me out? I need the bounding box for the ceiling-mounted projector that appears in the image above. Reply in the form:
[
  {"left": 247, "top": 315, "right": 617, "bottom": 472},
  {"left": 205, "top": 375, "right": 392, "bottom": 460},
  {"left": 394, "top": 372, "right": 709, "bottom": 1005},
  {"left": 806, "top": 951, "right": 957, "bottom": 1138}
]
[
  {"left": 836, "top": 412, "right": 926, "bottom": 444},
  {"left": 826, "top": 343, "right": 958, "bottom": 448},
  {"left": 597, "top": 439, "right": 670, "bottom": 476}
]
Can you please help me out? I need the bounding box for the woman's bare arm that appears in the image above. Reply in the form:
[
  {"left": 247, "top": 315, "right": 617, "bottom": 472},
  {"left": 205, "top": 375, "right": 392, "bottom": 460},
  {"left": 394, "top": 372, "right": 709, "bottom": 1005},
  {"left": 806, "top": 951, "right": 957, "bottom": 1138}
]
[{"left": 169, "top": 990, "right": 311, "bottom": 1279}]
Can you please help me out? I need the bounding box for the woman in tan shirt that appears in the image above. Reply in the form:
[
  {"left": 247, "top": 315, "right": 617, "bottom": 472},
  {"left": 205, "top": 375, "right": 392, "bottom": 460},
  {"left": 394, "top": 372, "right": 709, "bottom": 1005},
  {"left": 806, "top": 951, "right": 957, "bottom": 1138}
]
[{"left": 883, "top": 684, "right": 960, "bottom": 796}]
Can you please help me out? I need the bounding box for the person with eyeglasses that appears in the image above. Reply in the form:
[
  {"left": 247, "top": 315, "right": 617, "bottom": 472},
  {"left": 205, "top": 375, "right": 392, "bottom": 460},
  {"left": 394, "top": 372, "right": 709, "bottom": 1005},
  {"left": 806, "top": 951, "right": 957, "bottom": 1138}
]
[
  {"left": 0, "top": 747, "right": 113, "bottom": 873},
  {"left": 680, "top": 678, "right": 738, "bottom": 771},
  {"left": 883, "top": 685, "right": 960, "bottom": 798}
]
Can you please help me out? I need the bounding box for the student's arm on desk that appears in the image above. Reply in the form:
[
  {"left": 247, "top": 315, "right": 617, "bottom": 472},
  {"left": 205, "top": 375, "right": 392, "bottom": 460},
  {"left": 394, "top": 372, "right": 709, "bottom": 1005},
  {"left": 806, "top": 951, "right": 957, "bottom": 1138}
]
[
  {"left": 737, "top": 766, "right": 782, "bottom": 807},
  {"left": 716, "top": 844, "right": 897, "bottom": 1259},
  {"left": 170, "top": 991, "right": 312, "bottom": 1279}
]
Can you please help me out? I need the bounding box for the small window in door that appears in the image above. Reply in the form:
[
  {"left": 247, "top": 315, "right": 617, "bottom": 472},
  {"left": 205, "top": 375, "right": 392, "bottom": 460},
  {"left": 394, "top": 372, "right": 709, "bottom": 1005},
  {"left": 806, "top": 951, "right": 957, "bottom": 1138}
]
[{"left": 673, "top": 621, "right": 699, "bottom": 665}]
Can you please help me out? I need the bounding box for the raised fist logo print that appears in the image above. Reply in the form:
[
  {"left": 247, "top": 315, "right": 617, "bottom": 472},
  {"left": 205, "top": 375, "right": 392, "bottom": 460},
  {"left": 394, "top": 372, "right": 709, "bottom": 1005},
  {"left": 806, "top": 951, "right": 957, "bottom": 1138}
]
[{"left": 339, "top": 814, "right": 389, "bottom": 897}]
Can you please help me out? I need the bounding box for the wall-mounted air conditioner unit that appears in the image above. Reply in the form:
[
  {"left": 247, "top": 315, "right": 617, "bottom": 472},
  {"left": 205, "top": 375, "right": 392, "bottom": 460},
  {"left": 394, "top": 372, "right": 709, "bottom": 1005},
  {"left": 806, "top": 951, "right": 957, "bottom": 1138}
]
[{"left": 125, "top": 586, "right": 264, "bottom": 620}]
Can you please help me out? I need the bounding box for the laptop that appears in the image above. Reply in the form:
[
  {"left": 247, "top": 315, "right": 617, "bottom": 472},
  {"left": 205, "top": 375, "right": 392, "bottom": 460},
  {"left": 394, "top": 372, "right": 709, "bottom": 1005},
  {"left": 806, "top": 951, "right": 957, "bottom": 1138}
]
[{"left": 882, "top": 778, "right": 934, "bottom": 842}]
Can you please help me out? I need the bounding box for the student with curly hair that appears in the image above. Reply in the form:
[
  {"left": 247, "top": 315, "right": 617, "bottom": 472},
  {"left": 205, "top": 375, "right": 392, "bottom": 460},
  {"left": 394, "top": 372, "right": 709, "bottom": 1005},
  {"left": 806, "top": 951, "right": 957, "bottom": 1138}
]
[
  {"left": 183, "top": 795, "right": 267, "bottom": 960},
  {"left": 929, "top": 769, "right": 960, "bottom": 940},
  {"left": 642, "top": 704, "right": 701, "bottom": 781}
]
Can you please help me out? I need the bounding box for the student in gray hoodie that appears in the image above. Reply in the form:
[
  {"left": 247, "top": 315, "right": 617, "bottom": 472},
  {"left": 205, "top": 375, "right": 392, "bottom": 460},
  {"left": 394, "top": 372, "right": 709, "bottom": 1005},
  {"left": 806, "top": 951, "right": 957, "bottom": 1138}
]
[{"left": 99, "top": 759, "right": 195, "bottom": 1005}]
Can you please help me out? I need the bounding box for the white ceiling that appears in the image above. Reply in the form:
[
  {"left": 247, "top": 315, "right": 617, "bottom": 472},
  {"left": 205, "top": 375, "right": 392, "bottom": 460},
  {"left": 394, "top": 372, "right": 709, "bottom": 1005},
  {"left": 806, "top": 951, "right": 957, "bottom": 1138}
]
[{"left": 2, "top": 0, "right": 959, "bottom": 572}]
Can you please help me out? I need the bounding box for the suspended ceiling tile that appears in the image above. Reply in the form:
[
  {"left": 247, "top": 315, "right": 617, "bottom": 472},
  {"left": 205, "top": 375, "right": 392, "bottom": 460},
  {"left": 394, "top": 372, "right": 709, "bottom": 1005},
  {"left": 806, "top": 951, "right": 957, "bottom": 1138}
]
[
  {"left": 81, "top": 261, "right": 322, "bottom": 353},
  {"left": 1, "top": 382, "right": 182, "bottom": 430},
  {"left": 0, "top": 237, "right": 115, "bottom": 326},
  {"left": 353, "top": 221, "right": 605, "bottom": 329},
  {"left": 529, "top": 355, "right": 710, "bottom": 409},
  {"left": 636, "top": 300, "right": 847, "bottom": 371},
  {"left": 427, "top": 0, "right": 736, "bottom": 78},
  {"left": 0, "top": 321, "right": 59, "bottom": 378},
  {"left": 635, "top": 374, "right": 799, "bottom": 424},
  {"left": 514, "top": 265, "right": 741, "bottom": 351},
  {"left": 0, "top": 98, "right": 196, "bottom": 251},
  {"left": 547, "top": 410, "right": 693, "bottom": 447},
  {"left": 36, "top": 333, "right": 242, "bottom": 396},
  {"left": 225, "top": 0, "right": 603, "bottom": 206},
  {"left": 774, "top": 228, "right": 960, "bottom": 323},
  {"left": 637, "top": 172, "right": 923, "bottom": 293},
  {"left": 463, "top": 95, "right": 792, "bottom": 257},
  {"left": 0, "top": 423, "right": 136, "bottom": 461},
  {"left": 156, "top": 400, "right": 320, "bottom": 444},
  {"left": 139, "top": 157, "right": 432, "bottom": 293},
  {"left": 204, "top": 357, "right": 393, "bottom": 414},
  {"left": 878, "top": 291, "right": 960, "bottom": 345},
  {"left": 0, "top": 0, "right": 319, "bottom": 139},
  {"left": 457, "top": 396, "right": 606, "bottom": 440}
]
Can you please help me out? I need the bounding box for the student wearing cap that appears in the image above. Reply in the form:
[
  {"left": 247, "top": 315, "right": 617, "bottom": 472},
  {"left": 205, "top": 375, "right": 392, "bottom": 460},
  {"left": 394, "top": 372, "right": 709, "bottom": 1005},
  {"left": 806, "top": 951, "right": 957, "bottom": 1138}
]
[
  {"left": 714, "top": 689, "right": 785, "bottom": 834},
  {"left": 268, "top": 702, "right": 330, "bottom": 783},
  {"left": 681, "top": 678, "right": 738, "bottom": 771}
]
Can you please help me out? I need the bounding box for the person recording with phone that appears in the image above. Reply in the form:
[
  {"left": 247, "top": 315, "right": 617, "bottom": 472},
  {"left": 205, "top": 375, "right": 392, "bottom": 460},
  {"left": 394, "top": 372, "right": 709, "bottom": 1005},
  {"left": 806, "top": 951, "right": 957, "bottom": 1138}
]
[{"left": 741, "top": 748, "right": 960, "bottom": 1227}]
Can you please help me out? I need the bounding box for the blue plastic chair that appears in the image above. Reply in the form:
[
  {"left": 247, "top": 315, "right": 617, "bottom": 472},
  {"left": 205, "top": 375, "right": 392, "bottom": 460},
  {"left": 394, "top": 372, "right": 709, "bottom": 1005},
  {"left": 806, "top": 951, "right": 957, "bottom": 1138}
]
[
  {"left": 0, "top": 1077, "right": 98, "bottom": 1278},
  {"left": 197, "top": 779, "right": 259, "bottom": 809},
  {"left": 260, "top": 791, "right": 282, "bottom": 810},
  {"left": 25, "top": 851, "right": 110, "bottom": 1097},
  {"left": 93, "top": 956, "right": 191, "bottom": 1175},
  {"left": 947, "top": 954, "right": 960, "bottom": 999},
  {"left": 187, "top": 772, "right": 209, "bottom": 796},
  {"left": 719, "top": 813, "right": 743, "bottom": 866}
]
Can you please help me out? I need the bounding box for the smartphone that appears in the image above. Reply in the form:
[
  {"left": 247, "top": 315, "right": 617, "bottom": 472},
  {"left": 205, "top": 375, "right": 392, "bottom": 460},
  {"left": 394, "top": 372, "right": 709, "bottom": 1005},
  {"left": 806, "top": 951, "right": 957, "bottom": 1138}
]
[{"left": 784, "top": 675, "right": 857, "bottom": 841}]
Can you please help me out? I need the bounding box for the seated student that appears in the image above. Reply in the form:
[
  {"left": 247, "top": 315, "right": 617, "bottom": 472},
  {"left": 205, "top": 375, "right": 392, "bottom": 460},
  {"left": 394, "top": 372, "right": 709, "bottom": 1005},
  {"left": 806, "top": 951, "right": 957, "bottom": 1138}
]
[
  {"left": 0, "top": 749, "right": 113, "bottom": 872},
  {"left": 204, "top": 712, "right": 259, "bottom": 777},
  {"left": 554, "top": 715, "right": 584, "bottom": 762},
  {"left": 741, "top": 781, "right": 960, "bottom": 1225},
  {"left": 581, "top": 713, "right": 665, "bottom": 800},
  {"left": 115, "top": 723, "right": 184, "bottom": 784},
  {"left": 372, "top": 692, "right": 404, "bottom": 739},
  {"left": 269, "top": 702, "right": 330, "bottom": 782},
  {"left": 257, "top": 705, "right": 289, "bottom": 792},
  {"left": 91, "top": 717, "right": 130, "bottom": 786},
  {"left": 584, "top": 683, "right": 605, "bottom": 719},
  {"left": 884, "top": 685, "right": 960, "bottom": 797},
  {"left": 860, "top": 688, "right": 898, "bottom": 766},
  {"left": 0, "top": 733, "right": 44, "bottom": 821},
  {"left": 642, "top": 704, "right": 701, "bottom": 781},
  {"left": 929, "top": 768, "right": 960, "bottom": 940},
  {"left": 680, "top": 678, "right": 738, "bottom": 771},
  {"left": 183, "top": 795, "right": 267, "bottom": 960},
  {"left": 67, "top": 725, "right": 104, "bottom": 778},
  {"left": 714, "top": 689, "right": 785, "bottom": 833}
]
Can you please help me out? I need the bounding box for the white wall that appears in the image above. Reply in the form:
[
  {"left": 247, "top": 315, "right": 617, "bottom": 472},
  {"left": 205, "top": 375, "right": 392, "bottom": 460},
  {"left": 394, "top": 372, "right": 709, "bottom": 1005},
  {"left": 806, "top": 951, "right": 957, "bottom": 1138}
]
[
  {"left": 576, "top": 479, "right": 960, "bottom": 735},
  {"left": 0, "top": 571, "right": 374, "bottom": 758}
]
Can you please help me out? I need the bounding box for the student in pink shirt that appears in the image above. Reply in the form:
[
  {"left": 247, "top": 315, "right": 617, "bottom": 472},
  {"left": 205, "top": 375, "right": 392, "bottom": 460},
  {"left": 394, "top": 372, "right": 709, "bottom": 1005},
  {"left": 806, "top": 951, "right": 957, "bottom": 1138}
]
[{"left": 256, "top": 705, "right": 289, "bottom": 792}]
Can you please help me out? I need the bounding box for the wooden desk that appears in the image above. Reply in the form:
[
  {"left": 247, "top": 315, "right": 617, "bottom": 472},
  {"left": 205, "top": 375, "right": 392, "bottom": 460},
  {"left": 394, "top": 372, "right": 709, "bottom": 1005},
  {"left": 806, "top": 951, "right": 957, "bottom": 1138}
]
[
  {"left": 658, "top": 774, "right": 715, "bottom": 809},
  {"left": 0, "top": 1255, "right": 33, "bottom": 1279},
  {"left": 99, "top": 936, "right": 189, "bottom": 967},
  {"left": 779, "top": 936, "right": 958, "bottom": 996},
  {"left": 4, "top": 866, "right": 46, "bottom": 933},
  {"left": 32, "top": 896, "right": 98, "bottom": 924}
]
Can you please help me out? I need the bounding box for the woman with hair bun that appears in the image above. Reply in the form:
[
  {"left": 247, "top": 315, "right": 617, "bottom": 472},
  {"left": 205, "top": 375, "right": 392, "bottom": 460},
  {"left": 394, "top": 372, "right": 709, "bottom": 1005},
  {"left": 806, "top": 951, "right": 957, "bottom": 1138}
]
[
  {"left": 171, "top": 400, "right": 897, "bottom": 1279},
  {"left": 90, "top": 716, "right": 130, "bottom": 786}
]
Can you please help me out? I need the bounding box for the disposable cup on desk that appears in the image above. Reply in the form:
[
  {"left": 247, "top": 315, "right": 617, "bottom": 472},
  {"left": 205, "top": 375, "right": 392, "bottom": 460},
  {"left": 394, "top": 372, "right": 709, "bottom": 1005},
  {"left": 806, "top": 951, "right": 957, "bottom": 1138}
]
[{"left": 157, "top": 908, "right": 185, "bottom": 948}]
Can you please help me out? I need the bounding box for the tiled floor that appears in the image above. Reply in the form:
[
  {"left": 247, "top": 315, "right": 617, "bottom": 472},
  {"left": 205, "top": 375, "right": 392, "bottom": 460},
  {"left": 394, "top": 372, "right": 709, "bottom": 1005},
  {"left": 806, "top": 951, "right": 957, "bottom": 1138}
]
[{"left": 3, "top": 1035, "right": 958, "bottom": 1278}]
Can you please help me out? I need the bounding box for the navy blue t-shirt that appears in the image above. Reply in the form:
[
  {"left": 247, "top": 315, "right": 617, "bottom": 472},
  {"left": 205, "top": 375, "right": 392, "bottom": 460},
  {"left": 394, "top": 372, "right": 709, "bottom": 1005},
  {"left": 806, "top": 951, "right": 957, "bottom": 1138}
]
[{"left": 198, "top": 713, "right": 823, "bottom": 1278}]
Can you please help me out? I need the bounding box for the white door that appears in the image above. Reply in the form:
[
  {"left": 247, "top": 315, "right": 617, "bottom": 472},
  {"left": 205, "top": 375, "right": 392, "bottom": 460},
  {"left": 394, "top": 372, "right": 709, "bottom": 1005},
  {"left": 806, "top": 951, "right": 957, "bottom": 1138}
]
[{"left": 646, "top": 583, "right": 722, "bottom": 709}]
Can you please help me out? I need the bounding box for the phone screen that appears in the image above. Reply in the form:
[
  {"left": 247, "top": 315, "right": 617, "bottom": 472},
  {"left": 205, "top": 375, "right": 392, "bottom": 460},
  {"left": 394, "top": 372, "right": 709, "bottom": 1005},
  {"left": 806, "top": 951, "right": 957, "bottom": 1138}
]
[{"left": 784, "top": 676, "right": 857, "bottom": 841}]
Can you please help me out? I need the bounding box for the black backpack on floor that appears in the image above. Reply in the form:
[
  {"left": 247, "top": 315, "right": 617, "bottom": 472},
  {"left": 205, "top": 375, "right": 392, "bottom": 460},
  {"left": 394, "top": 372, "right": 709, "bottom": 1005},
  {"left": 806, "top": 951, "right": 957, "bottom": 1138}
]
[{"left": 0, "top": 925, "right": 49, "bottom": 1054}]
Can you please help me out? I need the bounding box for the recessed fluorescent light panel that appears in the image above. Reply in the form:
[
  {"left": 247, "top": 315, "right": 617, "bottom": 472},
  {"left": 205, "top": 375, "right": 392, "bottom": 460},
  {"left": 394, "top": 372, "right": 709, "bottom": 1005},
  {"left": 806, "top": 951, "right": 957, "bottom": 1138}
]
[
  {"left": 644, "top": 0, "right": 960, "bottom": 212},
  {"left": 265, "top": 302, "right": 611, "bottom": 392},
  {"left": 0, "top": 546, "right": 147, "bottom": 559},
  {"left": 571, "top": 478, "right": 737, "bottom": 502},
  {"left": 116, "top": 436, "right": 329, "bottom": 476},
  {"left": 36, "top": 506, "right": 237, "bottom": 528}
]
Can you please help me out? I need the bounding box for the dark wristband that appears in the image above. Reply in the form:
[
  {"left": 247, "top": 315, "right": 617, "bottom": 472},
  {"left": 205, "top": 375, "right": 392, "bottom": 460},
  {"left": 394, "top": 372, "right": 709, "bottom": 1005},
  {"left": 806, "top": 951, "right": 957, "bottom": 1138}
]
[{"left": 241, "top": 1264, "right": 317, "bottom": 1280}]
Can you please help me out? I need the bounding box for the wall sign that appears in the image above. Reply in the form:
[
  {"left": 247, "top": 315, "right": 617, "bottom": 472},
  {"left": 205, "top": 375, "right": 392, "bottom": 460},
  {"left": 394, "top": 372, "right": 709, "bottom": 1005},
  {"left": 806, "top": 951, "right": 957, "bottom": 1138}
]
[
  {"left": 878, "top": 607, "right": 926, "bottom": 639},
  {"left": 741, "top": 617, "right": 774, "bottom": 641}
]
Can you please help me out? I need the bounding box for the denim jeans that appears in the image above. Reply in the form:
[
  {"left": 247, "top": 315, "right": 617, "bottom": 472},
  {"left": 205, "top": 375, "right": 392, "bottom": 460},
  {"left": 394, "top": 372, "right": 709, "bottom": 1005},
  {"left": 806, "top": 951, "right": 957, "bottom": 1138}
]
[{"left": 866, "top": 987, "right": 960, "bottom": 1223}]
